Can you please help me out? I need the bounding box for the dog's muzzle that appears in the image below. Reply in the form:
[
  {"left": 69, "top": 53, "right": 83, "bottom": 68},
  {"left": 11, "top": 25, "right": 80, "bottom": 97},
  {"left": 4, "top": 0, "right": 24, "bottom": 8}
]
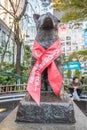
[{"left": 42, "top": 17, "right": 54, "bottom": 30}]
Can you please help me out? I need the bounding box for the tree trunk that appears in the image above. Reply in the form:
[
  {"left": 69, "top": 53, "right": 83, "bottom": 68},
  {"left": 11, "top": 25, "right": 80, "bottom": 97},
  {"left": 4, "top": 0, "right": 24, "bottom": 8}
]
[
  {"left": 14, "top": 22, "right": 22, "bottom": 75},
  {"left": 16, "top": 41, "right": 22, "bottom": 74}
]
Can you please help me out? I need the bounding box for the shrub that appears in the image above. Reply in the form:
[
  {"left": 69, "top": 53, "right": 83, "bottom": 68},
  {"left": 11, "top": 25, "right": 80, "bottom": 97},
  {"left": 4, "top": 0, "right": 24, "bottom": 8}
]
[{"left": 0, "top": 63, "right": 30, "bottom": 85}]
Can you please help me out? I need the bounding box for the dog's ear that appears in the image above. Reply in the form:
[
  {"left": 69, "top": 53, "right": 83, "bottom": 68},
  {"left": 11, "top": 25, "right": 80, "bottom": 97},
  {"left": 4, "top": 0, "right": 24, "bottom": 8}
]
[{"left": 33, "top": 14, "right": 40, "bottom": 22}]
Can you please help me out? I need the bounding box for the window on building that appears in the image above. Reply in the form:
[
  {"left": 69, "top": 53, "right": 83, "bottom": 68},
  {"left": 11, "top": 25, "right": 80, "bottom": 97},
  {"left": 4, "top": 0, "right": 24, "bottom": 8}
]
[
  {"left": 66, "top": 42, "right": 71, "bottom": 46},
  {"left": 66, "top": 47, "right": 71, "bottom": 51},
  {"left": 76, "top": 46, "right": 78, "bottom": 50},
  {"left": 61, "top": 42, "right": 65, "bottom": 46},
  {"left": 0, "top": 31, "right": 6, "bottom": 49},
  {"left": 63, "top": 48, "right": 65, "bottom": 52},
  {"left": 6, "top": 34, "right": 9, "bottom": 43},
  {"left": 60, "top": 37, "right": 65, "bottom": 41},
  {"left": 66, "top": 36, "right": 71, "bottom": 40},
  {"left": 72, "top": 42, "right": 77, "bottom": 45},
  {"left": 2, "top": 31, "right": 6, "bottom": 43}
]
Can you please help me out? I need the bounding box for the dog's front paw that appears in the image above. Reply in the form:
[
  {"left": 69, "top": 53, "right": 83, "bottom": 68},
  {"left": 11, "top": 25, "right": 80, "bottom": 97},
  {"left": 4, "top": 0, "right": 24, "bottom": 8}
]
[{"left": 59, "top": 86, "right": 65, "bottom": 100}]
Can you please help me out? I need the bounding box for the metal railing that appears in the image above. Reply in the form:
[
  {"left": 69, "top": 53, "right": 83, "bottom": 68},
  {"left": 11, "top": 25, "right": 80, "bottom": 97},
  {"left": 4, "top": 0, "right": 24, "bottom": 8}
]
[
  {"left": 64, "top": 84, "right": 87, "bottom": 92},
  {"left": 0, "top": 83, "right": 87, "bottom": 94},
  {"left": 0, "top": 84, "right": 27, "bottom": 94},
  {"left": 0, "top": 93, "right": 26, "bottom": 103}
]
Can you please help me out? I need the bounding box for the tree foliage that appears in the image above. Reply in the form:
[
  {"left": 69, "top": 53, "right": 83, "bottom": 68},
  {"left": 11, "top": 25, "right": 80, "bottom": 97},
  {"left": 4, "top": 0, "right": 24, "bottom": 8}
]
[
  {"left": 0, "top": 63, "right": 29, "bottom": 85},
  {"left": 67, "top": 69, "right": 71, "bottom": 79},
  {"left": 23, "top": 45, "right": 32, "bottom": 66},
  {"left": 53, "top": 0, "right": 87, "bottom": 22},
  {"left": 74, "top": 69, "right": 81, "bottom": 78},
  {"left": 68, "top": 50, "right": 87, "bottom": 62}
]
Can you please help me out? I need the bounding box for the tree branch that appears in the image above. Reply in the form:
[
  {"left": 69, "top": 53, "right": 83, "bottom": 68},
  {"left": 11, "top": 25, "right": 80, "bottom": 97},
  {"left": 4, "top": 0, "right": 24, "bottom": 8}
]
[
  {"left": 0, "top": 11, "right": 7, "bottom": 15},
  {"left": 9, "top": 0, "right": 16, "bottom": 13},
  {"left": 15, "top": 0, "right": 21, "bottom": 13},
  {"left": 28, "top": 2, "right": 36, "bottom": 14},
  {"left": 0, "top": 3, "right": 14, "bottom": 17},
  {"left": 16, "top": 0, "right": 28, "bottom": 21}
]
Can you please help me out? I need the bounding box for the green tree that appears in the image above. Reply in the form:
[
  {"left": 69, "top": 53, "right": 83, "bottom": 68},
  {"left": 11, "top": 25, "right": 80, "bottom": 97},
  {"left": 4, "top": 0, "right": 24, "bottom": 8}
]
[
  {"left": 23, "top": 45, "right": 32, "bottom": 66},
  {"left": 68, "top": 52, "right": 80, "bottom": 62},
  {"left": 53, "top": 0, "right": 87, "bottom": 22},
  {"left": 67, "top": 69, "right": 71, "bottom": 79},
  {"left": 68, "top": 50, "right": 87, "bottom": 63},
  {"left": 74, "top": 69, "right": 81, "bottom": 78},
  {"left": 0, "top": 0, "right": 28, "bottom": 74},
  {"left": 62, "top": 53, "right": 68, "bottom": 65}
]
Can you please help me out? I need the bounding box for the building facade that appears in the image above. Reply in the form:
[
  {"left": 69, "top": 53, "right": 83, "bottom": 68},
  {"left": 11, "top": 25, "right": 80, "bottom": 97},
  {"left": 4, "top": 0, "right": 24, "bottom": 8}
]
[
  {"left": 58, "top": 21, "right": 87, "bottom": 78},
  {"left": 59, "top": 22, "right": 87, "bottom": 56},
  {"left": 0, "top": 0, "right": 22, "bottom": 29},
  {"left": 0, "top": 18, "right": 14, "bottom": 63}
]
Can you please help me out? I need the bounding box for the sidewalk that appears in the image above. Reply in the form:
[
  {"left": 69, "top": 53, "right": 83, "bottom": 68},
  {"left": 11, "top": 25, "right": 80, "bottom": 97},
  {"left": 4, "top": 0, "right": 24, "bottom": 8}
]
[{"left": 0, "top": 109, "right": 12, "bottom": 122}]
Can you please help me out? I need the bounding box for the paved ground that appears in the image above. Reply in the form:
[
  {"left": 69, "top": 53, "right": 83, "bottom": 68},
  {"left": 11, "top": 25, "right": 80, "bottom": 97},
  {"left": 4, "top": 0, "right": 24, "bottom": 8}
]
[
  {"left": 75, "top": 100, "right": 87, "bottom": 116},
  {"left": 0, "top": 110, "right": 12, "bottom": 122},
  {"left": 0, "top": 100, "right": 20, "bottom": 122}
]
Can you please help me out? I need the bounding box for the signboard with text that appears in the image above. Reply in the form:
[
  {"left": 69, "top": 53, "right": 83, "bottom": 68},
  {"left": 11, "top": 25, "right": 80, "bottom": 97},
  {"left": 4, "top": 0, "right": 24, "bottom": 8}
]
[{"left": 63, "top": 62, "right": 81, "bottom": 70}]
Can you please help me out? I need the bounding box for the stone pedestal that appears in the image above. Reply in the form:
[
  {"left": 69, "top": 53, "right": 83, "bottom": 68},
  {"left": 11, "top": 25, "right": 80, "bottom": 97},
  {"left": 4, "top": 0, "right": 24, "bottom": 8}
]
[
  {"left": 1, "top": 101, "right": 87, "bottom": 130},
  {"left": 16, "top": 92, "right": 75, "bottom": 123}
]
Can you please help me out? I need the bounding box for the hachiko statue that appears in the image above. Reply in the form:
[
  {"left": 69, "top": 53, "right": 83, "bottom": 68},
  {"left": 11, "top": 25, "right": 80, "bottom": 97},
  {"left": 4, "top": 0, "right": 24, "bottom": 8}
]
[
  {"left": 16, "top": 13, "right": 76, "bottom": 123},
  {"left": 27, "top": 12, "right": 64, "bottom": 105}
]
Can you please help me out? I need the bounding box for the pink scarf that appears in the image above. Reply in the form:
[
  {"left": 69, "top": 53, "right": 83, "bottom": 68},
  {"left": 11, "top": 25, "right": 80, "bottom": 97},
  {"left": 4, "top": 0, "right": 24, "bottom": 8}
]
[{"left": 27, "top": 39, "right": 63, "bottom": 105}]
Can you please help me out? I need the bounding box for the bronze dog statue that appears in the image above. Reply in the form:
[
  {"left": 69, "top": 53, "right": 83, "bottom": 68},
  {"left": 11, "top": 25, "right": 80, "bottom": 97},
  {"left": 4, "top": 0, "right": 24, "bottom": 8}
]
[{"left": 31, "top": 12, "right": 64, "bottom": 98}]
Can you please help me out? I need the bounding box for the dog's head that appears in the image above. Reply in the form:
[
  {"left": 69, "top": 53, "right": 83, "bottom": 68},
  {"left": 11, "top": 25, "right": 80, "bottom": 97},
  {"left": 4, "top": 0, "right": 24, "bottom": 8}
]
[{"left": 33, "top": 13, "right": 60, "bottom": 31}]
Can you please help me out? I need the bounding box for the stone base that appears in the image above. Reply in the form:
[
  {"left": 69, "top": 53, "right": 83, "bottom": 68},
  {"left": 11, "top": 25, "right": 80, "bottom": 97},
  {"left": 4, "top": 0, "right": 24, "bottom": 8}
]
[
  {"left": 1, "top": 102, "right": 87, "bottom": 130},
  {"left": 16, "top": 92, "right": 75, "bottom": 123}
]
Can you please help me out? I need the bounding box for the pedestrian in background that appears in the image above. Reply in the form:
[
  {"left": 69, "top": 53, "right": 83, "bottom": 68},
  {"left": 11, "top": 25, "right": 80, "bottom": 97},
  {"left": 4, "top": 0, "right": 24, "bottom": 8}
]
[{"left": 68, "top": 77, "right": 83, "bottom": 100}]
